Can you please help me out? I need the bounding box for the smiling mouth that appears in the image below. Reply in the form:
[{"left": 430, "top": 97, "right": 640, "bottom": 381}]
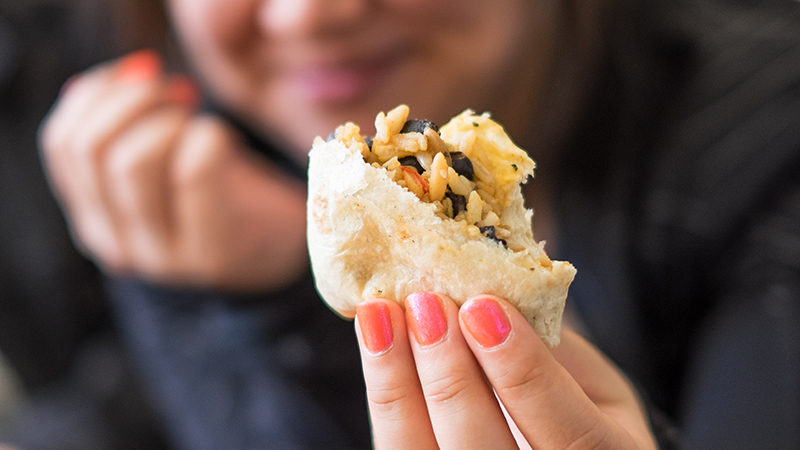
[{"left": 285, "top": 52, "right": 403, "bottom": 103}]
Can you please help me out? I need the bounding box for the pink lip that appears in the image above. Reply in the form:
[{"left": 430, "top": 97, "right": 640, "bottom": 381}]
[{"left": 285, "top": 53, "right": 400, "bottom": 103}]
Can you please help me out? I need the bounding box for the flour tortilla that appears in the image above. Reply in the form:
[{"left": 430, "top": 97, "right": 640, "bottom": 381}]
[{"left": 307, "top": 108, "right": 575, "bottom": 347}]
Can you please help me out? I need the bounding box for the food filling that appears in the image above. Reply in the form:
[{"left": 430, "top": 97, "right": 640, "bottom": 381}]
[{"left": 328, "top": 105, "right": 535, "bottom": 250}]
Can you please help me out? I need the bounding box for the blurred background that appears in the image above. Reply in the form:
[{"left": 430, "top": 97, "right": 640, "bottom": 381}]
[
  {"left": 2, "top": 1, "right": 799, "bottom": 449},
  {"left": 0, "top": 0, "right": 171, "bottom": 448}
]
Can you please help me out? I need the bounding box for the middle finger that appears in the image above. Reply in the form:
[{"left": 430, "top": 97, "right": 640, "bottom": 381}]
[{"left": 405, "top": 292, "right": 518, "bottom": 449}]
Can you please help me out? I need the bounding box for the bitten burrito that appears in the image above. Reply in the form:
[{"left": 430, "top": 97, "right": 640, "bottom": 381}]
[{"left": 307, "top": 105, "right": 575, "bottom": 347}]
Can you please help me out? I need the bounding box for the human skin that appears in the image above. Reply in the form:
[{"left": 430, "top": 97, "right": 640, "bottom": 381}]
[
  {"left": 40, "top": 0, "right": 560, "bottom": 291},
  {"left": 39, "top": 52, "right": 310, "bottom": 291},
  {"left": 356, "top": 293, "right": 659, "bottom": 450},
  {"left": 166, "top": 0, "right": 559, "bottom": 163},
  {"left": 39, "top": 0, "right": 659, "bottom": 445}
]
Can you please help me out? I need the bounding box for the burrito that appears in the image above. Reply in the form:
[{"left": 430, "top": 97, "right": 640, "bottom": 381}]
[{"left": 307, "top": 105, "right": 575, "bottom": 347}]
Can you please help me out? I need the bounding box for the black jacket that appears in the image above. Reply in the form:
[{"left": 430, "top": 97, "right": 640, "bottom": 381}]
[
  {"left": 105, "top": 1, "right": 800, "bottom": 449},
  {"left": 561, "top": 0, "right": 800, "bottom": 448},
  {"left": 5, "top": 0, "right": 798, "bottom": 449}
]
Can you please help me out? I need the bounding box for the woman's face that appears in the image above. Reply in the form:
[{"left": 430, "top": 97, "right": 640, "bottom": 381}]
[{"left": 167, "top": 0, "right": 560, "bottom": 160}]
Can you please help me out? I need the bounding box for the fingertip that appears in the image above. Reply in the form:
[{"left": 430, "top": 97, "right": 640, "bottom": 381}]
[
  {"left": 59, "top": 74, "right": 80, "bottom": 97},
  {"left": 404, "top": 291, "right": 449, "bottom": 347},
  {"left": 171, "top": 116, "right": 235, "bottom": 187},
  {"left": 117, "top": 49, "right": 163, "bottom": 82},
  {"left": 38, "top": 116, "right": 58, "bottom": 156},
  {"left": 355, "top": 299, "right": 398, "bottom": 356},
  {"left": 459, "top": 295, "right": 513, "bottom": 349},
  {"left": 356, "top": 298, "right": 439, "bottom": 450}
]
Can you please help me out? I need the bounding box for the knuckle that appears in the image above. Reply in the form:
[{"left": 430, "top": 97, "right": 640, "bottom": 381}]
[
  {"left": 423, "top": 370, "right": 473, "bottom": 406},
  {"left": 565, "top": 421, "right": 616, "bottom": 450},
  {"left": 492, "top": 361, "right": 556, "bottom": 400},
  {"left": 172, "top": 152, "right": 216, "bottom": 188},
  {"left": 367, "top": 382, "right": 416, "bottom": 414},
  {"left": 71, "top": 130, "right": 107, "bottom": 162},
  {"left": 106, "top": 145, "right": 152, "bottom": 183},
  {"left": 82, "top": 236, "right": 128, "bottom": 273},
  {"left": 173, "top": 118, "right": 232, "bottom": 187},
  {"left": 108, "top": 110, "right": 188, "bottom": 183},
  {"left": 38, "top": 119, "right": 60, "bottom": 157},
  {"left": 39, "top": 118, "right": 79, "bottom": 165}
]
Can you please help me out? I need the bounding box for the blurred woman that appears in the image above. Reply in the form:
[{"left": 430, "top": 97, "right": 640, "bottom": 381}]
[{"left": 34, "top": 0, "right": 800, "bottom": 449}]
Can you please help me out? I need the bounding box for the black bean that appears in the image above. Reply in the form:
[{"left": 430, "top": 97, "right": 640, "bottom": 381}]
[
  {"left": 400, "top": 119, "right": 439, "bottom": 135},
  {"left": 480, "top": 225, "right": 507, "bottom": 247},
  {"left": 445, "top": 191, "right": 467, "bottom": 217},
  {"left": 450, "top": 152, "right": 474, "bottom": 180},
  {"left": 480, "top": 225, "right": 497, "bottom": 239},
  {"left": 399, "top": 156, "right": 423, "bottom": 174}
]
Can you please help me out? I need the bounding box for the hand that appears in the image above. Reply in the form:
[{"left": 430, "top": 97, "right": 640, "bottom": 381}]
[
  {"left": 354, "top": 293, "right": 658, "bottom": 450},
  {"left": 39, "top": 50, "right": 309, "bottom": 291}
]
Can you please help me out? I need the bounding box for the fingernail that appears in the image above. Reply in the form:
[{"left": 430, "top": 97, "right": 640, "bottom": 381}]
[
  {"left": 118, "top": 49, "right": 162, "bottom": 82},
  {"left": 166, "top": 75, "right": 200, "bottom": 107},
  {"left": 461, "top": 297, "right": 512, "bottom": 348},
  {"left": 356, "top": 301, "right": 394, "bottom": 355},
  {"left": 405, "top": 292, "right": 448, "bottom": 347}
]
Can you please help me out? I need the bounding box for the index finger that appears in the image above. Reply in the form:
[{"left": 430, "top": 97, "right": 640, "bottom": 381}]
[{"left": 355, "top": 298, "right": 439, "bottom": 450}]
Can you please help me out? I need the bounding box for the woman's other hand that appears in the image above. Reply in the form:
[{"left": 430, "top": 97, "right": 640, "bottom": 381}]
[
  {"left": 39, "top": 50, "right": 308, "bottom": 292},
  {"left": 355, "top": 293, "right": 658, "bottom": 450}
]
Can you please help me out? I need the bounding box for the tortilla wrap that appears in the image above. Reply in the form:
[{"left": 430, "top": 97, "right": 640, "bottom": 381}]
[{"left": 307, "top": 106, "right": 575, "bottom": 347}]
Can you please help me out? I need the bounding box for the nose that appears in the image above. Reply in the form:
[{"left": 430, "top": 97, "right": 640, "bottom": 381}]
[{"left": 258, "top": 0, "right": 368, "bottom": 37}]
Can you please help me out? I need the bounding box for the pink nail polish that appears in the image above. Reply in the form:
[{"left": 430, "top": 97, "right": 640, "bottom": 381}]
[
  {"left": 356, "top": 302, "right": 394, "bottom": 355},
  {"left": 461, "top": 297, "right": 512, "bottom": 348},
  {"left": 117, "top": 49, "right": 162, "bottom": 82},
  {"left": 405, "top": 292, "right": 448, "bottom": 347}
]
